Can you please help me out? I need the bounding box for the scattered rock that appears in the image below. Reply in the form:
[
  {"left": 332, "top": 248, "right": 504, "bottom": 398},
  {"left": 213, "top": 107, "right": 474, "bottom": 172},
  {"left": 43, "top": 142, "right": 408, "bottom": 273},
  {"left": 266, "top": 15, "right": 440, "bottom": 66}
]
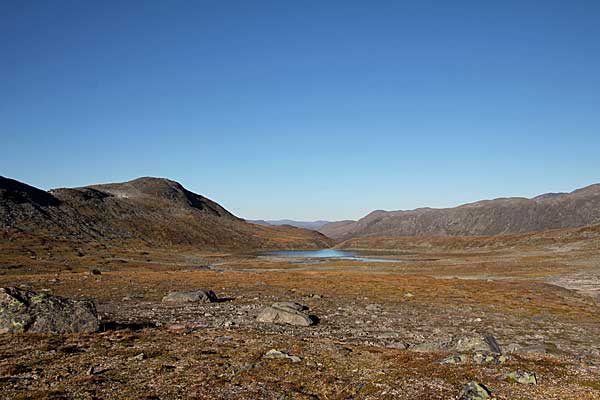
[
  {"left": 129, "top": 353, "right": 146, "bottom": 361},
  {"left": 473, "top": 353, "right": 507, "bottom": 364},
  {"left": 454, "top": 334, "right": 501, "bottom": 353},
  {"left": 0, "top": 287, "right": 99, "bottom": 334},
  {"left": 215, "top": 336, "right": 233, "bottom": 343},
  {"left": 412, "top": 341, "right": 445, "bottom": 352},
  {"left": 458, "top": 381, "right": 491, "bottom": 400},
  {"left": 439, "top": 354, "right": 467, "bottom": 365},
  {"left": 413, "top": 334, "right": 502, "bottom": 354},
  {"left": 517, "top": 343, "right": 561, "bottom": 355},
  {"left": 87, "top": 365, "right": 111, "bottom": 375},
  {"left": 167, "top": 324, "right": 192, "bottom": 334},
  {"left": 376, "top": 331, "right": 399, "bottom": 339},
  {"left": 503, "top": 343, "right": 521, "bottom": 353},
  {"left": 256, "top": 302, "right": 316, "bottom": 327},
  {"left": 89, "top": 268, "right": 102, "bottom": 276},
  {"left": 386, "top": 342, "right": 408, "bottom": 349},
  {"left": 263, "top": 349, "right": 301, "bottom": 363},
  {"left": 506, "top": 370, "right": 537, "bottom": 385},
  {"left": 162, "top": 289, "right": 218, "bottom": 304}
]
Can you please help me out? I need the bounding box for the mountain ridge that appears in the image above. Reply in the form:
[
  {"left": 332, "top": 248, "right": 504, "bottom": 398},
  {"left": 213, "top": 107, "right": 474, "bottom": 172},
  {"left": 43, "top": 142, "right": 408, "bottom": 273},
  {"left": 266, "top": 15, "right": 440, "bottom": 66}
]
[{"left": 319, "top": 184, "right": 600, "bottom": 240}]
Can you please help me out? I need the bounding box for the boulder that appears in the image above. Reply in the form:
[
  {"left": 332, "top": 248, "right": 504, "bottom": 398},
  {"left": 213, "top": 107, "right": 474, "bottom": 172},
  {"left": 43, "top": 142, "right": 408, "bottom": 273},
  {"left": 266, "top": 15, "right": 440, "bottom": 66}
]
[
  {"left": 506, "top": 370, "right": 537, "bottom": 385},
  {"left": 453, "top": 334, "right": 501, "bottom": 353},
  {"left": 256, "top": 302, "right": 316, "bottom": 327},
  {"left": 458, "top": 382, "right": 491, "bottom": 400},
  {"left": 162, "top": 289, "right": 218, "bottom": 304},
  {"left": 0, "top": 287, "right": 99, "bottom": 334}
]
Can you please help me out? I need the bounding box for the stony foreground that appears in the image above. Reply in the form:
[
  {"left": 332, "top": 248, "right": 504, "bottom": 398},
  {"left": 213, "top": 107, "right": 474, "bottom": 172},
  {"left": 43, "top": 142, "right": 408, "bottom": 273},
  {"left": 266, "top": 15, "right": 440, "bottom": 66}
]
[{"left": 0, "top": 242, "right": 599, "bottom": 399}]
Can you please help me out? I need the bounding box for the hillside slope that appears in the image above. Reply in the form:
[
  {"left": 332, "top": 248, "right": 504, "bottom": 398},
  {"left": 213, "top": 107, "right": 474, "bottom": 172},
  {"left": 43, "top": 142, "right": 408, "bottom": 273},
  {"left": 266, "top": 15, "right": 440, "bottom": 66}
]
[
  {"left": 320, "top": 184, "right": 600, "bottom": 240},
  {"left": 337, "top": 223, "right": 600, "bottom": 252},
  {"left": 0, "top": 176, "right": 333, "bottom": 250}
]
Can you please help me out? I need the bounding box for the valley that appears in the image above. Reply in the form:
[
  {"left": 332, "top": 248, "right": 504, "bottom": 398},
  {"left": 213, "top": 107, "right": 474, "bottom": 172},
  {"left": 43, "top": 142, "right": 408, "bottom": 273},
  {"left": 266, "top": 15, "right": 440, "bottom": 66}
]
[{"left": 1, "top": 176, "right": 599, "bottom": 399}]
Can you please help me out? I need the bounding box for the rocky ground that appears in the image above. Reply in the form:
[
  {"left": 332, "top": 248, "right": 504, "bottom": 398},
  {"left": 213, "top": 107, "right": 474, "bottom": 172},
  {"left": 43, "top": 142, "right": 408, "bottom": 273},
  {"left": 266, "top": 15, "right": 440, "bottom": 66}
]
[{"left": 0, "top": 243, "right": 599, "bottom": 399}]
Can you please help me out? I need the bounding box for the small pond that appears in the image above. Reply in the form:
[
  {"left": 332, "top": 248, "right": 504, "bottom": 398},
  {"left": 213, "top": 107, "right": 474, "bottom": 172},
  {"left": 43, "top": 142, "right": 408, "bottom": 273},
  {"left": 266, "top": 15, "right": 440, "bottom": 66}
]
[{"left": 258, "top": 249, "right": 405, "bottom": 263}]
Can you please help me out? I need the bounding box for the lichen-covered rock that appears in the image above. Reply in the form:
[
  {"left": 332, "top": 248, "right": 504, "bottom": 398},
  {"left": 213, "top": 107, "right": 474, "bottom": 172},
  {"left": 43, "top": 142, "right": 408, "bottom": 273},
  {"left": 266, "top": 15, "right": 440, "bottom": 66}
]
[
  {"left": 162, "top": 289, "right": 217, "bottom": 304},
  {"left": 0, "top": 287, "right": 99, "bottom": 334},
  {"left": 256, "top": 302, "right": 316, "bottom": 326},
  {"left": 439, "top": 354, "right": 467, "bottom": 365},
  {"left": 473, "top": 353, "right": 507, "bottom": 364},
  {"left": 458, "top": 381, "right": 491, "bottom": 400},
  {"left": 263, "top": 349, "right": 301, "bottom": 363},
  {"left": 453, "top": 334, "right": 501, "bottom": 353},
  {"left": 506, "top": 370, "right": 537, "bottom": 385}
]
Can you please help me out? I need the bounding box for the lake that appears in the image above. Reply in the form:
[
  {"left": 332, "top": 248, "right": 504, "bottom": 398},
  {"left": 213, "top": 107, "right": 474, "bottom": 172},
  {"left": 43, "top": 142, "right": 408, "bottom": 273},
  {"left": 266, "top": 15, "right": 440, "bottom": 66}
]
[{"left": 259, "top": 249, "right": 404, "bottom": 263}]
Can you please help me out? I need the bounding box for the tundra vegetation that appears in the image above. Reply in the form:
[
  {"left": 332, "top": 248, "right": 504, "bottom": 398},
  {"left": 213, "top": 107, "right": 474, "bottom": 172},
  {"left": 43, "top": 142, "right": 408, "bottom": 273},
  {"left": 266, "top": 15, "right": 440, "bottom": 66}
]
[{"left": 1, "top": 177, "right": 599, "bottom": 399}]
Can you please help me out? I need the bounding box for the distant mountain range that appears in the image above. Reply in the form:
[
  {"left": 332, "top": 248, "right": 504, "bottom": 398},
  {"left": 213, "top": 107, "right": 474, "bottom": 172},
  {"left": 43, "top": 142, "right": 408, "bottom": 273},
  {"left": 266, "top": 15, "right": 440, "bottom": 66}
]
[
  {"left": 319, "top": 184, "right": 600, "bottom": 240},
  {"left": 0, "top": 176, "right": 333, "bottom": 250},
  {"left": 248, "top": 219, "right": 332, "bottom": 231}
]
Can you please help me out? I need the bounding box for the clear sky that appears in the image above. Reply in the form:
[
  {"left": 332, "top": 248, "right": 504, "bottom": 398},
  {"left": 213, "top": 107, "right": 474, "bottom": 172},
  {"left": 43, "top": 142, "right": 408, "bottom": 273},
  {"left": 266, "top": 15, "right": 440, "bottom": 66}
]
[{"left": 1, "top": 1, "right": 599, "bottom": 221}]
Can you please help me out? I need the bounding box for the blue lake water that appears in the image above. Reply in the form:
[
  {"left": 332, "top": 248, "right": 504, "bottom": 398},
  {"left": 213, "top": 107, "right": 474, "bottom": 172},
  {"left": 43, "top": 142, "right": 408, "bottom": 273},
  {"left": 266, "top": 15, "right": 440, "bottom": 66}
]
[{"left": 259, "top": 249, "right": 404, "bottom": 263}]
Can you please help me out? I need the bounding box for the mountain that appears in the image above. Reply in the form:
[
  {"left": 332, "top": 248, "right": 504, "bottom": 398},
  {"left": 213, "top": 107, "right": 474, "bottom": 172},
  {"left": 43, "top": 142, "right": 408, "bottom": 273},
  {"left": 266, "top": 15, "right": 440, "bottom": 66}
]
[
  {"left": 248, "top": 219, "right": 332, "bottom": 231},
  {"left": 320, "top": 184, "right": 600, "bottom": 240},
  {"left": 0, "top": 176, "right": 333, "bottom": 250},
  {"left": 336, "top": 223, "right": 600, "bottom": 252}
]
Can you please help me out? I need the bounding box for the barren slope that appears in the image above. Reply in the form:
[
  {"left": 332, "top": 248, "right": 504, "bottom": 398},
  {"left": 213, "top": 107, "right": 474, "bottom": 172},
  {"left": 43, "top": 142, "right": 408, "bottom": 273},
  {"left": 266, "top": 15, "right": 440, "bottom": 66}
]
[
  {"left": 0, "top": 176, "right": 333, "bottom": 251},
  {"left": 320, "top": 184, "right": 600, "bottom": 240}
]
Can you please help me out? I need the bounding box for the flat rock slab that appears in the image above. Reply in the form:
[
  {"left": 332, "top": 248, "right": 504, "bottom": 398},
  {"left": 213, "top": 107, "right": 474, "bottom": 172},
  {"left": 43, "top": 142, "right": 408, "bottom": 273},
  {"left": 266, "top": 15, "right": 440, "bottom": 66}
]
[
  {"left": 257, "top": 302, "right": 316, "bottom": 327},
  {"left": 162, "top": 289, "right": 218, "bottom": 304},
  {"left": 413, "top": 334, "right": 501, "bottom": 354},
  {"left": 0, "top": 287, "right": 99, "bottom": 334},
  {"left": 263, "top": 349, "right": 301, "bottom": 363}
]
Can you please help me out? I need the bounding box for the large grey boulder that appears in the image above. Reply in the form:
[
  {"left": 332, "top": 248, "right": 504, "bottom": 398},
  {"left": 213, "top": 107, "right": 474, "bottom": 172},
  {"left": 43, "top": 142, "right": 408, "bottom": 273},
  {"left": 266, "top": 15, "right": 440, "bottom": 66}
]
[
  {"left": 162, "top": 289, "right": 218, "bottom": 304},
  {"left": 256, "top": 302, "right": 316, "bottom": 327},
  {"left": 0, "top": 287, "right": 99, "bottom": 334}
]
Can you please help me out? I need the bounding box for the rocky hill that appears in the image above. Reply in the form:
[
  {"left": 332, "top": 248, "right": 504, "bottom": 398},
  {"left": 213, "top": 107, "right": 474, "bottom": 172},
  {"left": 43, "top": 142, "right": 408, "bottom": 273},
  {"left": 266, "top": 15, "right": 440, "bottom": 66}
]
[
  {"left": 336, "top": 223, "right": 600, "bottom": 252},
  {"left": 0, "top": 176, "right": 333, "bottom": 250},
  {"left": 320, "top": 184, "right": 600, "bottom": 240}
]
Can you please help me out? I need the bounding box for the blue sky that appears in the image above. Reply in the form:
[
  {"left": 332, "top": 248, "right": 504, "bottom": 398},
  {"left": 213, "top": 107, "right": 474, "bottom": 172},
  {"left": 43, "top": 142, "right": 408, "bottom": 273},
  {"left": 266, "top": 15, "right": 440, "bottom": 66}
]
[{"left": 1, "top": 1, "right": 599, "bottom": 220}]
